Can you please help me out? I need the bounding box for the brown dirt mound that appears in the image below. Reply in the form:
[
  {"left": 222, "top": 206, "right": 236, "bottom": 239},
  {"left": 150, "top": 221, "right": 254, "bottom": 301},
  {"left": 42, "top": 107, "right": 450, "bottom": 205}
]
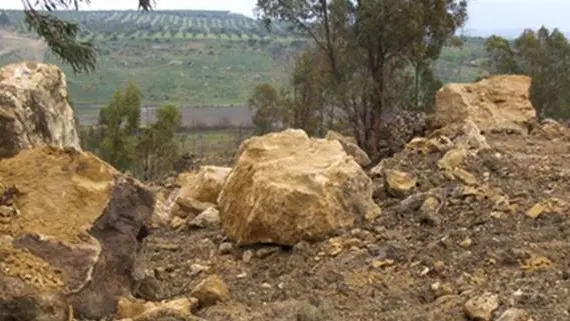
[{"left": 139, "top": 131, "right": 570, "bottom": 320}]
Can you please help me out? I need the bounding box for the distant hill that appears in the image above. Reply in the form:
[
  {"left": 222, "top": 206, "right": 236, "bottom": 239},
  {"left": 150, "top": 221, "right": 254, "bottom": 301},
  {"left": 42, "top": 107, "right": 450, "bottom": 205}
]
[
  {"left": 0, "top": 9, "right": 303, "bottom": 42},
  {"left": 0, "top": 9, "right": 489, "bottom": 119}
]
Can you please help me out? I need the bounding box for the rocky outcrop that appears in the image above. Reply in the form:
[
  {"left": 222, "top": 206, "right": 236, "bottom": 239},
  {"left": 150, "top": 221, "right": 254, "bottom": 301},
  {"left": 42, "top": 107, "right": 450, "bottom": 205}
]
[
  {"left": 0, "top": 62, "right": 81, "bottom": 158},
  {"left": 325, "top": 130, "right": 371, "bottom": 167},
  {"left": 430, "top": 75, "right": 536, "bottom": 133},
  {"left": 218, "top": 129, "right": 381, "bottom": 246},
  {"left": 0, "top": 147, "right": 155, "bottom": 320}
]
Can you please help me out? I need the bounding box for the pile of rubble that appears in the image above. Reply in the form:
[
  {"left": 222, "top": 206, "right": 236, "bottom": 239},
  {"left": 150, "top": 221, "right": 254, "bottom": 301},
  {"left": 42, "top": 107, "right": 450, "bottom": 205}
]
[{"left": 2, "top": 62, "right": 569, "bottom": 321}]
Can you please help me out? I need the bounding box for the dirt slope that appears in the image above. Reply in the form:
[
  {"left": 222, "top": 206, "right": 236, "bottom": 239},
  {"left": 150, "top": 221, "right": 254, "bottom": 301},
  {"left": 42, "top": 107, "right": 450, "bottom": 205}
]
[{"left": 139, "top": 130, "right": 570, "bottom": 321}]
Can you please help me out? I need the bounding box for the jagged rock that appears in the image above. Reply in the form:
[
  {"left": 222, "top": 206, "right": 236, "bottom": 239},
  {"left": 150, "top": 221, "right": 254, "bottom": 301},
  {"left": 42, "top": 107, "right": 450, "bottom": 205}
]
[
  {"left": 438, "top": 148, "right": 470, "bottom": 171},
  {"left": 116, "top": 296, "right": 197, "bottom": 321},
  {"left": 188, "top": 207, "right": 220, "bottom": 229},
  {"left": 0, "top": 147, "right": 155, "bottom": 320},
  {"left": 190, "top": 274, "right": 230, "bottom": 309},
  {"left": 464, "top": 292, "right": 500, "bottom": 321},
  {"left": 151, "top": 187, "right": 179, "bottom": 228},
  {"left": 495, "top": 308, "right": 530, "bottom": 321},
  {"left": 431, "top": 75, "right": 535, "bottom": 133},
  {"left": 525, "top": 197, "right": 568, "bottom": 219},
  {"left": 0, "top": 62, "right": 81, "bottom": 158},
  {"left": 218, "top": 129, "right": 381, "bottom": 246},
  {"left": 384, "top": 170, "right": 417, "bottom": 198},
  {"left": 172, "top": 197, "right": 216, "bottom": 219},
  {"left": 169, "top": 216, "right": 187, "bottom": 230},
  {"left": 532, "top": 118, "right": 570, "bottom": 139},
  {"left": 325, "top": 130, "right": 371, "bottom": 167},
  {"left": 405, "top": 136, "right": 454, "bottom": 154},
  {"left": 178, "top": 166, "right": 231, "bottom": 204}
]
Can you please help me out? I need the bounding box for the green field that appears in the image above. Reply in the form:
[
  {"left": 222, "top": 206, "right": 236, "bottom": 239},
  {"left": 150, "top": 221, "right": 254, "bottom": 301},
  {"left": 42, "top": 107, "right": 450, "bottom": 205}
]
[{"left": 0, "top": 9, "right": 489, "bottom": 112}]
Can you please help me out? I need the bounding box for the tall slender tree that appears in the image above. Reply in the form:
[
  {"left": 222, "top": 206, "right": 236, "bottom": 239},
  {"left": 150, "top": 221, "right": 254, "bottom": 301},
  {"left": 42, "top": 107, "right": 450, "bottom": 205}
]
[{"left": 256, "top": 0, "right": 467, "bottom": 160}]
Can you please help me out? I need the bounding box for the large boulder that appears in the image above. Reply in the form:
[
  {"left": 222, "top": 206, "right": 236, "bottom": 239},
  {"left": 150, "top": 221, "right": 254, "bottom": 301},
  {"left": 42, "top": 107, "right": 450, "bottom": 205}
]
[
  {"left": 218, "top": 129, "right": 381, "bottom": 246},
  {"left": 0, "top": 147, "right": 155, "bottom": 320},
  {"left": 431, "top": 75, "right": 536, "bottom": 133},
  {"left": 0, "top": 62, "right": 81, "bottom": 158}
]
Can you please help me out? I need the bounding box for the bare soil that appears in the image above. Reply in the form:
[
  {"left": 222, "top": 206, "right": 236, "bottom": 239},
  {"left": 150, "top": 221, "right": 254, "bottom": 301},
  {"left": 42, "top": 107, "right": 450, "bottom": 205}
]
[{"left": 141, "top": 132, "right": 570, "bottom": 320}]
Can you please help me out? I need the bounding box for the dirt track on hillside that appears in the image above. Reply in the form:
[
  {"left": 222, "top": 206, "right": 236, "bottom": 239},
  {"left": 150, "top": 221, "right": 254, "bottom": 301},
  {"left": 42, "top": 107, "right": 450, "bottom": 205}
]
[{"left": 141, "top": 131, "right": 570, "bottom": 320}]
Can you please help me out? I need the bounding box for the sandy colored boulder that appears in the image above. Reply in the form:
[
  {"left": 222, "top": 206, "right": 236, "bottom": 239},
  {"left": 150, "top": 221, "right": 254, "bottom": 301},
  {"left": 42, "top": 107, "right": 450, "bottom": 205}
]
[
  {"left": 178, "top": 166, "right": 231, "bottom": 204},
  {"left": 190, "top": 274, "right": 230, "bottom": 309},
  {"left": 0, "top": 62, "right": 81, "bottom": 158},
  {"left": 325, "top": 130, "right": 371, "bottom": 167},
  {"left": 0, "top": 147, "right": 155, "bottom": 320},
  {"left": 431, "top": 75, "right": 535, "bottom": 133},
  {"left": 218, "top": 129, "right": 381, "bottom": 246}
]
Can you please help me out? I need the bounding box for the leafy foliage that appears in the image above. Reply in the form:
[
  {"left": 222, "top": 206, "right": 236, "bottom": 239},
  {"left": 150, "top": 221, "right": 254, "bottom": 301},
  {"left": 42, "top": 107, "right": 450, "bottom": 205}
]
[
  {"left": 485, "top": 27, "right": 570, "bottom": 120},
  {"left": 248, "top": 83, "right": 284, "bottom": 135},
  {"left": 255, "top": 0, "right": 468, "bottom": 160},
  {"left": 82, "top": 82, "right": 183, "bottom": 179},
  {"left": 98, "top": 81, "right": 141, "bottom": 170}
]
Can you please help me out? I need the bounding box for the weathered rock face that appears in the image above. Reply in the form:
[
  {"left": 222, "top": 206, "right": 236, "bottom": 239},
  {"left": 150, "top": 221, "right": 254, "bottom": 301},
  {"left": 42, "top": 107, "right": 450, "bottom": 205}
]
[
  {"left": 0, "top": 147, "right": 155, "bottom": 320},
  {"left": 218, "top": 129, "right": 381, "bottom": 246},
  {"left": 431, "top": 75, "right": 536, "bottom": 133},
  {"left": 325, "top": 130, "right": 371, "bottom": 167},
  {"left": 177, "top": 166, "right": 231, "bottom": 204},
  {"left": 0, "top": 62, "right": 81, "bottom": 158}
]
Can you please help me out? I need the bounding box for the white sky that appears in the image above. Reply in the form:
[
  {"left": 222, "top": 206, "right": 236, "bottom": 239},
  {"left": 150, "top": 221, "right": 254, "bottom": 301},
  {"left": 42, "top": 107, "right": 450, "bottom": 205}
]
[{"left": 1, "top": 0, "right": 569, "bottom": 31}]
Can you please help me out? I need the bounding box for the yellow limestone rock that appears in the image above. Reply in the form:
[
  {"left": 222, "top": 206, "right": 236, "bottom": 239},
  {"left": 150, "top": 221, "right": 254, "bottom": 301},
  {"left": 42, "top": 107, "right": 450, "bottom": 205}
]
[
  {"left": 0, "top": 62, "right": 81, "bottom": 158},
  {"left": 218, "top": 129, "right": 381, "bottom": 246},
  {"left": 384, "top": 170, "right": 417, "bottom": 198},
  {"left": 432, "top": 75, "right": 535, "bottom": 133}
]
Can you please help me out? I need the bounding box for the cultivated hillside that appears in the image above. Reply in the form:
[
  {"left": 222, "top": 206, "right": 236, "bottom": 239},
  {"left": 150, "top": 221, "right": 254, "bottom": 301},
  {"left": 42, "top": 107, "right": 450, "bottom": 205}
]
[{"left": 0, "top": 10, "right": 489, "bottom": 112}]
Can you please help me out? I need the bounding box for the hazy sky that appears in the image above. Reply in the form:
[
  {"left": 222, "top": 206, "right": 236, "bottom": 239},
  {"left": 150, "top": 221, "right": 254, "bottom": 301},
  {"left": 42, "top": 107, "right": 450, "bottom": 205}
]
[{"left": 1, "top": 0, "right": 569, "bottom": 32}]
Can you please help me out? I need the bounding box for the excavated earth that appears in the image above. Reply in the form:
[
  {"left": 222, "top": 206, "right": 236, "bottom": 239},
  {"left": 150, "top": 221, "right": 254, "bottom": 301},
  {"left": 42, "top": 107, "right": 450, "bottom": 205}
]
[{"left": 140, "top": 130, "right": 570, "bottom": 321}]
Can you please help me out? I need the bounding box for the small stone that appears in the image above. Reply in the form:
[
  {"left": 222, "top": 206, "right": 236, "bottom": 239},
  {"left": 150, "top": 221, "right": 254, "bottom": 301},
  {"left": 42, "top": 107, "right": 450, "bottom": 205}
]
[
  {"left": 169, "top": 216, "right": 186, "bottom": 230},
  {"left": 242, "top": 250, "right": 253, "bottom": 263},
  {"left": 260, "top": 282, "right": 272, "bottom": 289},
  {"left": 433, "top": 261, "right": 446, "bottom": 273},
  {"left": 256, "top": 246, "right": 280, "bottom": 258},
  {"left": 385, "top": 170, "right": 417, "bottom": 198},
  {"left": 420, "top": 196, "right": 442, "bottom": 226},
  {"left": 431, "top": 282, "right": 455, "bottom": 297},
  {"left": 188, "top": 207, "right": 221, "bottom": 229},
  {"left": 452, "top": 168, "right": 478, "bottom": 185},
  {"left": 496, "top": 308, "right": 529, "bottom": 321},
  {"left": 236, "top": 272, "right": 247, "bottom": 279},
  {"left": 190, "top": 275, "right": 230, "bottom": 309},
  {"left": 464, "top": 292, "right": 500, "bottom": 321},
  {"left": 459, "top": 238, "right": 473, "bottom": 249},
  {"left": 219, "top": 242, "right": 234, "bottom": 254},
  {"left": 189, "top": 264, "right": 210, "bottom": 276},
  {"left": 371, "top": 259, "right": 395, "bottom": 269}
]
